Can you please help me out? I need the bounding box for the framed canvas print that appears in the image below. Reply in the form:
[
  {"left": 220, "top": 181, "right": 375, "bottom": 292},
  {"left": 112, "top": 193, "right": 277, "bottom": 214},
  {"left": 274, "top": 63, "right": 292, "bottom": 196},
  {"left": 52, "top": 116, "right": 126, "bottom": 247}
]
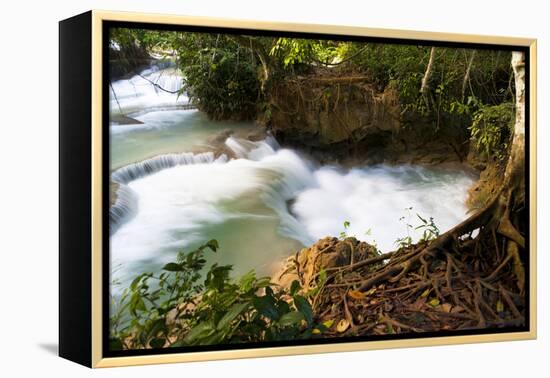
[{"left": 59, "top": 10, "right": 537, "bottom": 368}]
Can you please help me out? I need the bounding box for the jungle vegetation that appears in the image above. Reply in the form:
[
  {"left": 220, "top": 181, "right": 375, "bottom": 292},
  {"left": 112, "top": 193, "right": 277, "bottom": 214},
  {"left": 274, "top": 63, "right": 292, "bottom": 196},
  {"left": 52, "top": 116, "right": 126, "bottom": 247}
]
[
  {"left": 109, "top": 28, "right": 527, "bottom": 350},
  {"left": 109, "top": 28, "right": 515, "bottom": 157}
]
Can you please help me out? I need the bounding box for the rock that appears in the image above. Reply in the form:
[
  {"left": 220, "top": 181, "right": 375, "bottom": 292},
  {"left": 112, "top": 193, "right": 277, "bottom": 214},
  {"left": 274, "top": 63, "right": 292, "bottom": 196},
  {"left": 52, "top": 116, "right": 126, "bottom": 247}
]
[
  {"left": 268, "top": 75, "right": 400, "bottom": 148},
  {"left": 275, "top": 236, "right": 379, "bottom": 292},
  {"left": 264, "top": 69, "right": 471, "bottom": 166},
  {"left": 207, "top": 128, "right": 234, "bottom": 144},
  {"left": 110, "top": 114, "right": 144, "bottom": 125},
  {"left": 110, "top": 181, "right": 119, "bottom": 207}
]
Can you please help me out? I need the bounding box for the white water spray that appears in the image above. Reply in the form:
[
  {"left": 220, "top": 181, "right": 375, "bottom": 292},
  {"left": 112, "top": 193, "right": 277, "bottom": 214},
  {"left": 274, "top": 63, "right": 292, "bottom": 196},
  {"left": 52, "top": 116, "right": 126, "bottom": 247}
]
[{"left": 110, "top": 135, "right": 475, "bottom": 289}]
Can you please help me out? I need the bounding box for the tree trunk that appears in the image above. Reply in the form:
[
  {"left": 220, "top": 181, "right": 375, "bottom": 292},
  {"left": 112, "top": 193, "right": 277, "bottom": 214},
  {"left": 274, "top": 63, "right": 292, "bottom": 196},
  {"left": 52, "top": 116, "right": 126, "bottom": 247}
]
[
  {"left": 420, "top": 47, "right": 436, "bottom": 96},
  {"left": 230, "top": 35, "right": 272, "bottom": 92},
  {"left": 505, "top": 51, "right": 526, "bottom": 191},
  {"left": 461, "top": 50, "right": 476, "bottom": 101}
]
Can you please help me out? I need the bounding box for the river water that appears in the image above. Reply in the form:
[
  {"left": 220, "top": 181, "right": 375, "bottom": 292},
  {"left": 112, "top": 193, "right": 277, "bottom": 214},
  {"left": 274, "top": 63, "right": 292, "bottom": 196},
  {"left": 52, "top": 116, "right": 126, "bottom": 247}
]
[{"left": 109, "top": 67, "right": 476, "bottom": 292}]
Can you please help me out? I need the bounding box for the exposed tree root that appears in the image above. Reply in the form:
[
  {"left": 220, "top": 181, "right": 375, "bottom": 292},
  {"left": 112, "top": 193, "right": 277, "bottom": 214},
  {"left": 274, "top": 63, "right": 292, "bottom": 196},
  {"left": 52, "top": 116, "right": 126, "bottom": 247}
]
[{"left": 279, "top": 184, "right": 526, "bottom": 337}]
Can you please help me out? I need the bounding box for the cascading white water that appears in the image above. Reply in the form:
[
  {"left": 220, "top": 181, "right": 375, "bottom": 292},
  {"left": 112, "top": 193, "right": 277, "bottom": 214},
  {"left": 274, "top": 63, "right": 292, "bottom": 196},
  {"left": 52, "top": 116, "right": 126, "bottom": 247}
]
[
  {"left": 109, "top": 184, "right": 138, "bottom": 235},
  {"left": 111, "top": 151, "right": 226, "bottom": 185},
  {"left": 109, "top": 135, "right": 475, "bottom": 291},
  {"left": 108, "top": 62, "right": 476, "bottom": 293},
  {"left": 109, "top": 151, "right": 228, "bottom": 234},
  {"left": 291, "top": 165, "right": 475, "bottom": 251},
  {"left": 109, "top": 65, "right": 189, "bottom": 118}
]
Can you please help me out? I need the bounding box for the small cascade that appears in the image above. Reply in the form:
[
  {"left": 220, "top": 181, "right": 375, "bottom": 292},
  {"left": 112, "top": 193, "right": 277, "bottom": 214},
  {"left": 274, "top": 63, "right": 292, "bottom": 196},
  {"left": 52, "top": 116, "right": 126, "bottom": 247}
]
[
  {"left": 109, "top": 66, "right": 190, "bottom": 118},
  {"left": 109, "top": 151, "right": 228, "bottom": 234},
  {"left": 225, "top": 135, "right": 280, "bottom": 160},
  {"left": 225, "top": 136, "right": 317, "bottom": 245},
  {"left": 109, "top": 184, "right": 138, "bottom": 235},
  {"left": 111, "top": 152, "right": 227, "bottom": 185}
]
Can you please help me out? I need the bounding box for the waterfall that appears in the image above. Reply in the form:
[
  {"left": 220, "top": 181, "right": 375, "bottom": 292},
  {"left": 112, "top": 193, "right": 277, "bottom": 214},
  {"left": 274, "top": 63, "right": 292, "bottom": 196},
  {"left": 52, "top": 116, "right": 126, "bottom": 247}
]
[
  {"left": 109, "top": 184, "right": 138, "bottom": 235},
  {"left": 111, "top": 152, "right": 227, "bottom": 185},
  {"left": 225, "top": 136, "right": 317, "bottom": 245},
  {"left": 109, "top": 66, "right": 190, "bottom": 119},
  {"left": 225, "top": 135, "right": 280, "bottom": 160},
  {"left": 109, "top": 133, "right": 475, "bottom": 291},
  {"left": 109, "top": 151, "right": 228, "bottom": 234},
  {"left": 290, "top": 164, "right": 475, "bottom": 252}
]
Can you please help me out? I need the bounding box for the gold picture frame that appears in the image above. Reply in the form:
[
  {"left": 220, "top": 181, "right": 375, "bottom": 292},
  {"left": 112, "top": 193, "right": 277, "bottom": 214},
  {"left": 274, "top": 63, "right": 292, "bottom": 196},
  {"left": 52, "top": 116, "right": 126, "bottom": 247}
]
[{"left": 59, "top": 9, "right": 537, "bottom": 368}]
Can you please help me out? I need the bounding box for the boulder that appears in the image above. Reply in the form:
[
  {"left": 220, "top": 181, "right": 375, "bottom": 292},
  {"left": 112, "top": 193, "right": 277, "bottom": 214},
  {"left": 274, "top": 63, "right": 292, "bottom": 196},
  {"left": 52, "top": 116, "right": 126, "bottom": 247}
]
[{"left": 275, "top": 236, "right": 379, "bottom": 291}]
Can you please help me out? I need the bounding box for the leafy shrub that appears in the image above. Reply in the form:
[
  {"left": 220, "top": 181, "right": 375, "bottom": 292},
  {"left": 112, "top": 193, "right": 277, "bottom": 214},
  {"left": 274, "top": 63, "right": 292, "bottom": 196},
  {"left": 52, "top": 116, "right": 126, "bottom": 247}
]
[
  {"left": 469, "top": 102, "right": 514, "bottom": 159},
  {"left": 394, "top": 208, "right": 440, "bottom": 249},
  {"left": 174, "top": 34, "right": 262, "bottom": 120},
  {"left": 110, "top": 240, "right": 327, "bottom": 350}
]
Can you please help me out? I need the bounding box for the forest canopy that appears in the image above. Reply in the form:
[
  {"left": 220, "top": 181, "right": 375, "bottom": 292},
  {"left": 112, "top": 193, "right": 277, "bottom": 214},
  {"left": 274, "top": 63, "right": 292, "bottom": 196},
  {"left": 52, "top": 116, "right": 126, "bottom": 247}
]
[{"left": 109, "top": 28, "right": 515, "bottom": 159}]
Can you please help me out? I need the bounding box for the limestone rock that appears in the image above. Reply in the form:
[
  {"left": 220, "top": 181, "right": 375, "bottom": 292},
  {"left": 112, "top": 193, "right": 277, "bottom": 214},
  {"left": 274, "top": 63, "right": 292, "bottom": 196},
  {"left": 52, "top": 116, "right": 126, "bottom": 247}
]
[{"left": 276, "top": 236, "right": 379, "bottom": 292}]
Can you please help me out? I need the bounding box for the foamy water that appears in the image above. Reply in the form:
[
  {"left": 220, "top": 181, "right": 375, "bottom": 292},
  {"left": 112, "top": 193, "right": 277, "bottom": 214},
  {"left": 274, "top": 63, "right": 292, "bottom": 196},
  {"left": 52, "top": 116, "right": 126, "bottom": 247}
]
[
  {"left": 110, "top": 137, "right": 475, "bottom": 290},
  {"left": 108, "top": 65, "right": 476, "bottom": 293}
]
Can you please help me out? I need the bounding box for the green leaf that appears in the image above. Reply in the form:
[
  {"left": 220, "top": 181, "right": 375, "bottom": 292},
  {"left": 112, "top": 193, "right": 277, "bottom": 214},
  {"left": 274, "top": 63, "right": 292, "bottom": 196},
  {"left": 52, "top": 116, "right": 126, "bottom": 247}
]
[
  {"left": 343, "top": 221, "right": 350, "bottom": 229},
  {"left": 239, "top": 271, "right": 256, "bottom": 293},
  {"left": 293, "top": 295, "right": 313, "bottom": 326},
  {"left": 428, "top": 298, "right": 440, "bottom": 307},
  {"left": 146, "top": 319, "right": 166, "bottom": 341},
  {"left": 149, "top": 338, "right": 165, "bottom": 349},
  {"left": 130, "top": 273, "right": 145, "bottom": 291},
  {"left": 322, "top": 319, "right": 335, "bottom": 329},
  {"left": 255, "top": 277, "right": 272, "bottom": 288},
  {"left": 290, "top": 280, "right": 301, "bottom": 296},
  {"left": 253, "top": 295, "right": 279, "bottom": 320},
  {"left": 205, "top": 265, "right": 232, "bottom": 291},
  {"left": 278, "top": 311, "right": 305, "bottom": 328},
  {"left": 130, "top": 295, "right": 146, "bottom": 315},
  {"left": 205, "top": 239, "right": 219, "bottom": 252},
  {"left": 183, "top": 321, "right": 216, "bottom": 344},
  {"left": 277, "top": 300, "right": 291, "bottom": 317},
  {"left": 317, "top": 269, "right": 327, "bottom": 285},
  {"left": 162, "top": 262, "right": 183, "bottom": 272},
  {"left": 198, "top": 331, "right": 224, "bottom": 345},
  {"left": 217, "top": 302, "right": 249, "bottom": 330},
  {"left": 170, "top": 340, "right": 185, "bottom": 348},
  {"left": 136, "top": 297, "right": 146, "bottom": 311},
  {"left": 416, "top": 214, "right": 427, "bottom": 224}
]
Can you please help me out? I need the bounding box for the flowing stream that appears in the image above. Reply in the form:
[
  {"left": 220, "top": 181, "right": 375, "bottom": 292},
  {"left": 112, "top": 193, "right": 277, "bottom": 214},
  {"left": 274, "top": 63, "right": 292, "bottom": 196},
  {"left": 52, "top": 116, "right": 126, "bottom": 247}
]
[{"left": 109, "top": 66, "right": 476, "bottom": 292}]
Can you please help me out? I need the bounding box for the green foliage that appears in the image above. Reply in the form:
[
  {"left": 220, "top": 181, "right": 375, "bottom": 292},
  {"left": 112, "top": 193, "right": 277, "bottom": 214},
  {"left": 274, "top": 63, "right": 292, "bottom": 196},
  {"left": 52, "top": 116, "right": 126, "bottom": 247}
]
[
  {"left": 110, "top": 240, "right": 327, "bottom": 350},
  {"left": 305, "top": 269, "right": 328, "bottom": 299},
  {"left": 395, "top": 207, "right": 440, "bottom": 249},
  {"left": 343, "top": 44, "right": 512, "bottom": 128},
  {"left": 338, "top": 221, "right": 379, "bottom": 251},
  {"left": 269, "top": 38, "right": 340, "bottom": 69},
  {"left": 415, "top": 214, "right": 440, "bottom": 242},
  {"left": 395, "top": 207, "right": 414, "bottom": 249},
  {"left": 110, "top": 28, "right": 176, "bottom": 53},
  {"left": 110, "top": 29, "right": 515, "bottom": 161},
  {"left": 339, "top": 220, "right": 351, "bottom": 239},
  {"left": 347, "top": 44, "right": 428, "bottom": 91},
  {"left": 394, "top": 235, "right": 413, "bottom": 250},
  {"left": 469, "top": 102, "right": 514, "bottom": 159},
  {"left": 174, "top": 34, "right": 262, "bottom": 120},
  {"left": 110, "top": 29, "right": 263, "bottom": 120}
]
